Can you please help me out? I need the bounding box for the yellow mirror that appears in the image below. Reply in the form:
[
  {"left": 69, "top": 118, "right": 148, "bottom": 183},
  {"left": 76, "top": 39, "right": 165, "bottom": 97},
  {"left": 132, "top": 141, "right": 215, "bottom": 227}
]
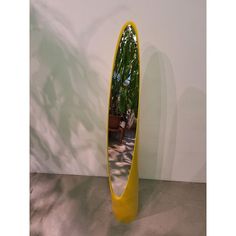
[{"left": 107, "top": 22, "right": 140, "bottom": 222}]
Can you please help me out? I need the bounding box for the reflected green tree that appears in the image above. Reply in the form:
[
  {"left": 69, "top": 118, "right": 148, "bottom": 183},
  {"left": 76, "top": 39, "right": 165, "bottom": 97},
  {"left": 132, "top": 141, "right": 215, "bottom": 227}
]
[{"left": 110, "top": 25, "right": 139, "bottom": 117}]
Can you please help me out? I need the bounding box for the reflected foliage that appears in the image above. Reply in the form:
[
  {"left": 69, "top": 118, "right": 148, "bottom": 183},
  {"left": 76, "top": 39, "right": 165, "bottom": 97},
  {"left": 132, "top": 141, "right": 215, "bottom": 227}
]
[
  {"left": 108, "top": 24, "right": 139, "bottom": 196},
  {"left": 110, "top": 25, "right": 139, "bottom": 116}
]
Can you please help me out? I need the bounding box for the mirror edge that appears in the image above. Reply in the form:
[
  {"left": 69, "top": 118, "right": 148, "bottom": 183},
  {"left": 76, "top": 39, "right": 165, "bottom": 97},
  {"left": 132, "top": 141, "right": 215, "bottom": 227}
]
[
  {"left": 106, "top": 21, "right": 140, "bottom": 196},
  {"left": 106, "top": 21, "right": 141, "bottom": 222}
]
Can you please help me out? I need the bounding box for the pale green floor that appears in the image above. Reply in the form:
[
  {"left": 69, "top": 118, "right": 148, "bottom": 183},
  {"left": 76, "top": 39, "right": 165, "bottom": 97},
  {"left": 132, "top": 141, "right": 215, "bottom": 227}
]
[{"left": 30, "top": 173, "right": 206, "bottom": 236}]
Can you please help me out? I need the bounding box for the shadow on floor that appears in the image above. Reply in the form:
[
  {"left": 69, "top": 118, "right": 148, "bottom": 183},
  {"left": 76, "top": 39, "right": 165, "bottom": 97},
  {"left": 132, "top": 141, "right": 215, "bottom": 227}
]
[{"left": 30, "top": 173, "right": 206, "bottom": 236}]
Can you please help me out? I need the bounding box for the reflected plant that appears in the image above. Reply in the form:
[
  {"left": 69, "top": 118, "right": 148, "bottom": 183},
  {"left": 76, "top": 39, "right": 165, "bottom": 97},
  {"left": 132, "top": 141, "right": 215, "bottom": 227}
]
[{"left": 110, "top": 25, "right": 139, "bottom": 117}]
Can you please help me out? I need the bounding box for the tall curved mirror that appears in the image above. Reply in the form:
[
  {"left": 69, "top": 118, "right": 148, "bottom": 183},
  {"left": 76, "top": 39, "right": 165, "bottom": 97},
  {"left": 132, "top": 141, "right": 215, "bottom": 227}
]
[{"left": 108, "top": 24, "right": 139, "bottom": 196}]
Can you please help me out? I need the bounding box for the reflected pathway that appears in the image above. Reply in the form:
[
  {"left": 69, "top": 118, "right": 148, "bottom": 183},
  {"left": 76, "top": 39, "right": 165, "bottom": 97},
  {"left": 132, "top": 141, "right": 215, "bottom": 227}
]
[{"left": 108, "top": 130, "right": 135, "bottom": 196}]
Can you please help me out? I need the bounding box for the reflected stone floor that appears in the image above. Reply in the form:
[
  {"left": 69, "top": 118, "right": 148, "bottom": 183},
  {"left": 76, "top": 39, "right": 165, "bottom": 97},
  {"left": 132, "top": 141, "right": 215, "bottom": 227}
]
[
  {"left": 30, "top": 173, "right": 206, "bottom": 236},
  {"left": 108, "top": 130, "right": 135, "bottom": 196}
]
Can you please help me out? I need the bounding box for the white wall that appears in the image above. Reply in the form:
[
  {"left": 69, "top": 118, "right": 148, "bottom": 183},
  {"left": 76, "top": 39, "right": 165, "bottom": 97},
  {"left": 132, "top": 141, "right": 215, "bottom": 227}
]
[{"left": 30, "top": 0, "right": 206, "bottom": 182}]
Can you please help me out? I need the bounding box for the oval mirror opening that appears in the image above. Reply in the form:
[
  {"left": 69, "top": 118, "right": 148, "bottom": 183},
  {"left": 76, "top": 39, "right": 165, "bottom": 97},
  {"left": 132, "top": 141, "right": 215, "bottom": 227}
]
[{"left": 108, "top": 23, "right": 139, "bottom": 196}]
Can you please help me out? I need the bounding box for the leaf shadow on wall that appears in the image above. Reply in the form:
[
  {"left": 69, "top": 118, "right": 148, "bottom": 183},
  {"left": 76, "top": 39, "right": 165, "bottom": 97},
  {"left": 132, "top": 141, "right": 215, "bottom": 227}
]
[
  {"left": 139, "top": 45, "right": 177, "bottom": 181},
  {"left": 30, "top": 3, "right": 113, "bottom": 174}
]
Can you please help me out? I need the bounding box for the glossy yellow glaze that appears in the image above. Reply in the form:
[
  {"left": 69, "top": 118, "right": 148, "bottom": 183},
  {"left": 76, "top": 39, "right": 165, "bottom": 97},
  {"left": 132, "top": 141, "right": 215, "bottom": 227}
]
[{"left": 106, "top": 21, "right": 141, "bottom": 223}]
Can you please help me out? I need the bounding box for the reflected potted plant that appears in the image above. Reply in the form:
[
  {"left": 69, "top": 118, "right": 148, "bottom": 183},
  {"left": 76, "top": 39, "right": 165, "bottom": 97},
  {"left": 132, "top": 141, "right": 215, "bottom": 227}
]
[{"left": 109, "top": 25, "right": 139, "bottom": 129}]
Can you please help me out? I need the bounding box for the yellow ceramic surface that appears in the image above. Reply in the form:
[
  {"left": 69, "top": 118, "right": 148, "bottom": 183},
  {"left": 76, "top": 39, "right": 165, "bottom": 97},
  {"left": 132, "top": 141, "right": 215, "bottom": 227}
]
[{"left": 106, "top": 21, "right": 141, "bottom": 223}]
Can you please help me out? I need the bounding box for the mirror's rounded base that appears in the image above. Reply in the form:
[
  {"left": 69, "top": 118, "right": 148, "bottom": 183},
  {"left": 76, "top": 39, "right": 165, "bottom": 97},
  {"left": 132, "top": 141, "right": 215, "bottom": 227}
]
[
  {"left": 110, "top": 156, "right": 139, "bottom": 223},
  {"left": 111, "top": 194, "right": 138, "bottom": 223}
]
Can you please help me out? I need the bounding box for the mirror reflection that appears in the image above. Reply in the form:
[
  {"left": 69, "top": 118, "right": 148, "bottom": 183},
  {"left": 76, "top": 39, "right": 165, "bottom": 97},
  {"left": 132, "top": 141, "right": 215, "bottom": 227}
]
[{"left": 108, "top": 24, "right": 139, "bottom": 196}]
